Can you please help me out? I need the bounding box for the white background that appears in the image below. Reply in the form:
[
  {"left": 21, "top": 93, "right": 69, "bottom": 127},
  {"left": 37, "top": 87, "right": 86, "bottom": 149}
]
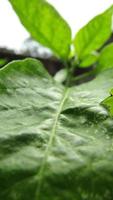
[{"left": 0, "top": 0, "right": 113, "bottom": 50}]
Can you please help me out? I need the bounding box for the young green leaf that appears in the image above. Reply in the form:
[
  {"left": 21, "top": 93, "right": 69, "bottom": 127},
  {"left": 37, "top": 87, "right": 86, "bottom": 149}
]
[
  {"left": 101, "top": 89, "right": 113, "bottom": 116},
  {"left": 96, "top": 43, "right": 113, "bottom": 72},
  {"left": 0, "top": 58, "right": 7, "bottom": 67},
  {"left": 0, "top": 58, "right": 113, "bottom": 199},
  {"left": 79, "top": 52, "right": 99, "bottom": 67},
  {"left": 74, "top": 5, "right": 113, "bottom": 62},
  {"left": 9, "top": 0, "right": 71, "bottom": 59}
]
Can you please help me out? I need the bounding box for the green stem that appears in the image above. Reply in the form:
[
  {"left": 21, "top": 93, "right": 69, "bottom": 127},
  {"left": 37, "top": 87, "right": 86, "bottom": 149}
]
[
  {"left": 65, "top": 60, "right": 77, "bottom": 87},
  {"left": 64, "top": 60, "right": 97, "bottom": 87},
  {"left": 71, "top": 69, "right": 96, "bottom": 83}
]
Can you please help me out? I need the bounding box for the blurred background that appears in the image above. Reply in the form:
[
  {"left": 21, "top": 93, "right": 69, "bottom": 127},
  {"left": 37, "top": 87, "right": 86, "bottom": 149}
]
[{"left": 0, "top": 0, "right": 113, "bottom": 72}]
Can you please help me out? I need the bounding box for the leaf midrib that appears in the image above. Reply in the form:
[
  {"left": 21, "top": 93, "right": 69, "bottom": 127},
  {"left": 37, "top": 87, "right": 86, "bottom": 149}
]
[{"left": 35, "top": 87, "right": 70, "bottom": 199}]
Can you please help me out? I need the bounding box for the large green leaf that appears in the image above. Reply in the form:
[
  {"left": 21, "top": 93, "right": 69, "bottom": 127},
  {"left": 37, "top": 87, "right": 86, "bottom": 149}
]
[
  {"left": 0, "top": 58, "right": 113, "bottom": 199},
  {"left": 74, "top": 6, "right": 113, "bottom": 62},
  {"left": 9, "top": 0, "right": 71, "bottom": 59},
  {"left": 97, "top": 43, "right": 113, "bottom": 72}
]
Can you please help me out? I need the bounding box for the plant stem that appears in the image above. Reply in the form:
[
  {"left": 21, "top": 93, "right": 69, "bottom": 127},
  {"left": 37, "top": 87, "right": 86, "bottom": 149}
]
[
  {"left": 64, "top": 60, "right": 97, "bottom": 87},
  {"left": 71, "top": 69, "right": 96, "bottom": 84},
  {"left": 65, "top": 59, "right": 77, "bottom": 87}
]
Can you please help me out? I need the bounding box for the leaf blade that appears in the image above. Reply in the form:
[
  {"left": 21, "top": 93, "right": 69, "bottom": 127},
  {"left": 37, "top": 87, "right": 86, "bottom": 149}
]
[
  {"left": 101, "top": 88, "right": 113, "bottom": 116},
  {"left": 0, "top": 59, "right": 113, "bottom": 199},
  {"left": 97, "top": 43, "right": 113, "bottom": 72},
  {"left": 9, "top": 0, "right": 71, "bottom": 59},
  {"left": 74, "top": 6, "right": 113, "bottom": 61},
  {"left": 79, "top": 52, "right": 99, "bottom": 67}
]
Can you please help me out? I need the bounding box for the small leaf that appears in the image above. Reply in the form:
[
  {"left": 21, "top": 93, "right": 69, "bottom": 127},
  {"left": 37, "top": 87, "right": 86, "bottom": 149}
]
[
  {"left": 74, "top": 5, "right": 113, "bottom": 60},
  {"left": 0, "top": 58, "right": 7, "bottom": 67},
  {"left": 9, "top": 0, "right": 71, "bottom": 59},
  {"left": 79, "top": 52, "right": 99, "bottom": 67},
  {"left": 97, "top": 43, "right": 113, "bottom": 72},
  {"left": 101, "top": 89, "right": 113, "bottom": 116}
]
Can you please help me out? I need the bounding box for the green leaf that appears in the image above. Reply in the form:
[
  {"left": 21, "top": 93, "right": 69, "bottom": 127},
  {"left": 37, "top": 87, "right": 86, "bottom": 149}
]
[
  {"left": 101, "top": 89, "right": 113, "bottom": 116},
  {"left": 79, "top": 52, "right": 99, "bottom": 67},
  {"left": 1, "top": 58, "right": 113, "bottom": 199},
  {"left": 97, "top": 43, "right": 113, "bottom": 72},
  {"left": 74, "top": 5, "right": 113, "bottom": 60},
  {"left": 9, "top": 0, "right": 71, "bottom": 59},
  {"left": 0, "top": 58, "right": 7, "bottom": 67}
]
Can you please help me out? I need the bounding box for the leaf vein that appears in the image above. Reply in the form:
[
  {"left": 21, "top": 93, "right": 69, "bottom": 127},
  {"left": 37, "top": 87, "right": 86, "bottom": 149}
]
[{"left": 35, "top": 87, "right": 70, "bottom": 198}]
